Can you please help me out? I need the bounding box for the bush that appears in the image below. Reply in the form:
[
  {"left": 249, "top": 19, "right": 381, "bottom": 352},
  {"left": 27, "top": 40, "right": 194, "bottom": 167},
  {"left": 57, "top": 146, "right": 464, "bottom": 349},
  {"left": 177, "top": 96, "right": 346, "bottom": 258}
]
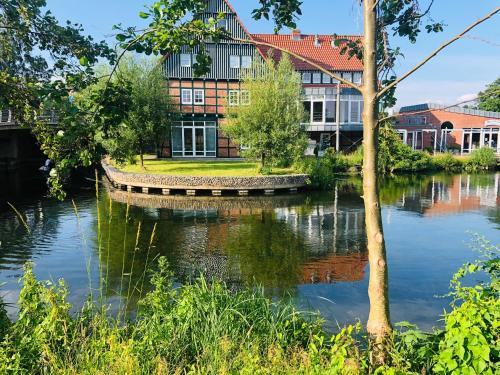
[
  {"left": 295, "top": 148, "right": 350, "bottom": 189},
  {"left": 432, "top": 152, "right": 464, "bottom": 172},
  {"left": 378, "top": 124, "right": 432, "bottom": 174},
  {"left": 465, "top": 147, "right": 497, "bottom": 171}
]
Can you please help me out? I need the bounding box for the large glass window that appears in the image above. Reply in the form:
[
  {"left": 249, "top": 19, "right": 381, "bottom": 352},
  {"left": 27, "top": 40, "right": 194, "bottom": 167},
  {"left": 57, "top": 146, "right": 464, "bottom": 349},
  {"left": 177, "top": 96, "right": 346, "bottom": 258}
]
[
  {"left": 312, "top": 102, "right": 323, "bottom": 122},
  {"left": 302, "top": 73, "right": 311, "bottom": 84},
  {"left": 230, "top": 55, "right": 240, "bottom": 68},
  {"left": 171, "top": 121, "right": 217, "bottom": 157},
  {"left": 350, "top": 101, "right": 361, "bottom": 123},
  {"left": 193, "top": 89, "right": 204, "bottom": 105},
  {"left": 180, "top": 54, "right": 191, "bottom": 67},
  {"left": 181, "top": 89, "right": 192, "bottom": 104},
  {"left": 325, "top": 101, "right": 336, "bottom": 123},
  {"left": 340, "top": 100, "right": 349, "bottom": 123},
  {"left": 312, "top": 73, "right": 322, "bottom": 84},
  {"left": 241, "top": 56, "right": 252, "bottom": 68}
]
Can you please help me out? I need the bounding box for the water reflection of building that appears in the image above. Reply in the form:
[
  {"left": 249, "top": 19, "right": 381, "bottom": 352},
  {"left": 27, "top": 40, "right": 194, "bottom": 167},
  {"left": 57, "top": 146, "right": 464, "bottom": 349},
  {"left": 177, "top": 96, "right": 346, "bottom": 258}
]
[
  {"left": 110, "top": 187, "right": 369, "bottom": 288},
  {"left": 393, "top": 174, "right": 499, "bottom": 216}
]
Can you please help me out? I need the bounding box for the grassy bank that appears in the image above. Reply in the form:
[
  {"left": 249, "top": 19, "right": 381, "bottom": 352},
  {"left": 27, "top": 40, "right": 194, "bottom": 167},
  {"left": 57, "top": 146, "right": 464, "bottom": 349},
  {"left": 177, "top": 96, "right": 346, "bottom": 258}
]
[
  {"left": 0, "top": 237, "right": 498, "bottom": 374},
  {"left": 113, "top": 158, "right": 297, "bottom": 176}
]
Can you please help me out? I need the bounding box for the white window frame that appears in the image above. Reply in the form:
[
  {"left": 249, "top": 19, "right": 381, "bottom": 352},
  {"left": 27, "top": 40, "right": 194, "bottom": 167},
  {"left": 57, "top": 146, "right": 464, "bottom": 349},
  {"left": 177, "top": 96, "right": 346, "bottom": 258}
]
[
  {"left": 228, "top": 90, "right": 239, "bottom": 106},
  {"left": 230, "top": 55, "right": 240, "bottom": 69},
  {"left": 180, "top": 54, "right": 192, "bottom": 67},
  {"left": 241, "top": 56, "right": 252, "bottom": 69},
  {"left": 193, "top": 89, "right": 204, "bottom": 105},
  {"left": 181, "top": 89, "right": 192, "bottom": 105},
  {"left": 302, "top": 73, "right": 311, "bottom": 84},
  {"left": 240, "top": 90, "right": 250, "bottom": 105},
  {"left": 312, "top": 73, "right": 322, "bottom": 84}
]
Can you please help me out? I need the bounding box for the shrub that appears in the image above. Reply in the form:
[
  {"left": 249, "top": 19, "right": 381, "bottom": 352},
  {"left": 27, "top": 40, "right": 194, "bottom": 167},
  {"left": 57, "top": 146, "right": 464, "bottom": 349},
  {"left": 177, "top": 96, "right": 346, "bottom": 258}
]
[
  {"left": 295, "top": 148, "right": 350, "bottom": 189},
  {"left": 465, "top": 147, "right": 497, "bottom": 171},
  {"left": 432, "top": 152, "right": 464, "bottom": 172}
]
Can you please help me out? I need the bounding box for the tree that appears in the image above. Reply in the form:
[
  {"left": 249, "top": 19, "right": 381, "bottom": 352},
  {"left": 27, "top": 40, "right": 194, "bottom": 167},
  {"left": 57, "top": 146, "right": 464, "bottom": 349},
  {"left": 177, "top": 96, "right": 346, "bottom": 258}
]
[
  {"left": 224, "top": 54, "right": 307, "bottom": 169},
  {"left": 0, "top": 0, "right": 117, "bottom": 198},
  {"left": 113, "top": 56, "right": 177, "bottom": 167},
  {"left": 478, "top": 77, "right": 500, "bottom": 112},
  {"left": 112, "top": 0, "right": 500, "bottom": 364}
]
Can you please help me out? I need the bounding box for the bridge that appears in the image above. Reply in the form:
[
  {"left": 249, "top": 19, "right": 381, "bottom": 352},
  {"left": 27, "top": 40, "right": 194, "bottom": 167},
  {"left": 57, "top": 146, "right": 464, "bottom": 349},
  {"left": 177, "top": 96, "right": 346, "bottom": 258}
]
[{"left": 0, "top": 109, "right": 52, "bottom": 171}]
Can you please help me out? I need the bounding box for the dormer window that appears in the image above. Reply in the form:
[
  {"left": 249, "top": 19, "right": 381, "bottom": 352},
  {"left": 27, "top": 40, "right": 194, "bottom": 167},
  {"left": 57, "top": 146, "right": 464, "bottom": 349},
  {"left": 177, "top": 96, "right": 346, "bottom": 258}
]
[
  {"left": 291, "top": 29, "right": 301, "bottom": 41},
  {"left": 180, "top": 54, "right": 192, "bottom": 67},
  {"left": 314, "top": 35, "right": 320, "bottom": 47}
]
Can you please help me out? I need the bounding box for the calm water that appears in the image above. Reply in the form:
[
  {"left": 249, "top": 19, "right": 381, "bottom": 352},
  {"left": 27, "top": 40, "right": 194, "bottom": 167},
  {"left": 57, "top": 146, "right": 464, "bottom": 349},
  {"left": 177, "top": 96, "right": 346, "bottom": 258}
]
[{"left": 0, "top": 172, "right": 498, "bottom": 331}]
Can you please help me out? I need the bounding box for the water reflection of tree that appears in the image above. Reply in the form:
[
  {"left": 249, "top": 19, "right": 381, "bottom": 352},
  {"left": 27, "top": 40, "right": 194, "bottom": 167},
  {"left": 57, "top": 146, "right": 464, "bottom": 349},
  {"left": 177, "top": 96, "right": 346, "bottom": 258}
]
[{"left": 0, "top": 198, "right": 63, "bottom": 271}]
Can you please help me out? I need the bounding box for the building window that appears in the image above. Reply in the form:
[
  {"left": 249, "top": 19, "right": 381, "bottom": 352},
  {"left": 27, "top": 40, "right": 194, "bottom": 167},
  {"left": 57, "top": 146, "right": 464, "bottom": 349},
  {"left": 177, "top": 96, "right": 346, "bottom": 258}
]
[
  {"left": 241, "top": 56, "right": 252, "bottom": 68},
  {"left": 180, "top": 54, "right": 191, "bottom": 67},
  {"left": 215, "top": 19, "right": 227, "bottom": 30},
  {"left": 341, "top": 72, "right": 352, "bottom": 82},
  {"left": 181, "top": 89, "right": 192, "bottom": 104},
  {"left": 230, "top": 55, "right": 240, "bottom": 69},
  {"left": 353, "top": 72, "right": 362, "bottom": 84},
  {"left": 302, "top": 73, "right": 311, "bottom": 84},
  {"left": 322, "top": 73, "right": 331, "bottom": 84},
  {"left": 312, "top": 73, "right": 322, "bottom": 84},
  {"left": 193, "top": 89, "right": 204, "bottom": 105},
  {"left": 240, "top": 90, "right": 250, "bottom": 105},
  {"left": 312, "top": 101, "right": 323, "bottom": 122},
  {"left": 228, "top": 90, "right": 239, "bottom": 106},
  {"left": 350, "top": 100, "right": 362, "bottom": 123},
  {"left": 325, "top": 101, "right": 336, "bottom": 123}
]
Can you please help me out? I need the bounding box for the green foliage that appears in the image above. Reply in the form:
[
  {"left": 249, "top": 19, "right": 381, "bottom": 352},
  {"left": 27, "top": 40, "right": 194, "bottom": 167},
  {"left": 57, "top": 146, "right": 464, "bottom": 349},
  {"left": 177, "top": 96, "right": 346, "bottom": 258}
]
[
  {"left": 378, "top": 123, "right": 432, "bottom": 174},
  {"left": 224, "top": 54, "right": 308, "bottom": 168},
  {"left": 0, "top": 0, "right": 116, "bottom": 199},
  {"left": 464, "top": 147, "right": 498, "bottom": 171},
  {"left": 478, "top": 77, "right": 500, "bottom": 112},
  {"left": 107, "top": 56, "right": 177, "bottom": 165},
  {"left": 295, "top": 149, "right": 351, "bottom": 189},
  {"left": 431, "top": 152, "right": 464, "bottom": 172}
]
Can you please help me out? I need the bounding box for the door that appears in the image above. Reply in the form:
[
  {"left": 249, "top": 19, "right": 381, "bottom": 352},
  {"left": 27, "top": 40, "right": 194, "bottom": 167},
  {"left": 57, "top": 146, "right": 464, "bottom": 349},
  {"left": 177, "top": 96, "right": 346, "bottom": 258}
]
[
  {"left": 183, "top": 128, "right": 193, "bottom": 156},
  {"left": 195, "top": 128, "right": 204, "bottom": 156}
]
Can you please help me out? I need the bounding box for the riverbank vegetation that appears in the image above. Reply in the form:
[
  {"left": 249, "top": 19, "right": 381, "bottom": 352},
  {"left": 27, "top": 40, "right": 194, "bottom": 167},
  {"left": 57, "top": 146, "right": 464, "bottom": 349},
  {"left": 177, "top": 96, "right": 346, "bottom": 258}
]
[
  {"left": 0, "top": 237, "right": 497, "bottom": 374},
  {"left": 298, "top": 125, "right": 499, "bottom": 189}
]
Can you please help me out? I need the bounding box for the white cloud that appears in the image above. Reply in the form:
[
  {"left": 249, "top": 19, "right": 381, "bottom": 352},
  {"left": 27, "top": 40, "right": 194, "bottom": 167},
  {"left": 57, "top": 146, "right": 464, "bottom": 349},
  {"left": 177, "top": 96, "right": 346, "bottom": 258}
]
[{"left": 456, "top": 93, "right": 478, "bottom": 103}]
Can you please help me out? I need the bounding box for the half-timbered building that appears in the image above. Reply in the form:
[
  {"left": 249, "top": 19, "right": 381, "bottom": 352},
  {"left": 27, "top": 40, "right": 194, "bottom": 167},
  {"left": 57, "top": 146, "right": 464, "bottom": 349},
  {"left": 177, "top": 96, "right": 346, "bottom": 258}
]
[{"left": 161, "top": 0, "right": 364, "bottom": 158}]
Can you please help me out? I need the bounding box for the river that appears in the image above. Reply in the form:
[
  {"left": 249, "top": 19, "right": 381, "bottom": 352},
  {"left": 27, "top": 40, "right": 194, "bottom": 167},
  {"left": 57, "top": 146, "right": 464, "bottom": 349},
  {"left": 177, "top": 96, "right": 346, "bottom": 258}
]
[{"left": 0, "top": 172, "right": 498, "bottom": 331}]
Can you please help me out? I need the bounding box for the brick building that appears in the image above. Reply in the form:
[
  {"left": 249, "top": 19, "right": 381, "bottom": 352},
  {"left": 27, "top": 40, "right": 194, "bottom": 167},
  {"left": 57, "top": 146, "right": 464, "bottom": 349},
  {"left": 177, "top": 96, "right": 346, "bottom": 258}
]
[
  {"left": 160, "top": 0, "right": 364, "bottom": 158},
  {"left": 394, "top": 103, "right": 500, "bottom": 154}
]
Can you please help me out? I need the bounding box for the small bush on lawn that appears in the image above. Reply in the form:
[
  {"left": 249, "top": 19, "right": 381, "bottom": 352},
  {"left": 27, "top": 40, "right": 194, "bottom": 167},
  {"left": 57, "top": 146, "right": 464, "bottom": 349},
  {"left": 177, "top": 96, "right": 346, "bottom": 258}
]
[
  {"left": 465, "top": 147, "right": 497, "bottom": 171},
  {"left": 296, "top": 148, "right": 350, "bottom": 189}
]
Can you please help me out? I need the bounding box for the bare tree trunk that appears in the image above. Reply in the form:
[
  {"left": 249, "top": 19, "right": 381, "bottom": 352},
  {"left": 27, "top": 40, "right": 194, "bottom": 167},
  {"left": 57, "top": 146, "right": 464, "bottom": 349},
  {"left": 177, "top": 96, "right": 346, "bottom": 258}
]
[{"left": 363, "top": 0, "right": 392, "bottom": 365}]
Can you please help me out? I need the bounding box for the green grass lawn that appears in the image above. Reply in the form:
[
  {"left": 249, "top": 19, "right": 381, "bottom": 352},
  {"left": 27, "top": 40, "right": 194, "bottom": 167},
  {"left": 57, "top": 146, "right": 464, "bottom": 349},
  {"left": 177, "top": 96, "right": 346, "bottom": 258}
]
[{"left": 113, "top": 158, "right": 298, "bottom": 176}]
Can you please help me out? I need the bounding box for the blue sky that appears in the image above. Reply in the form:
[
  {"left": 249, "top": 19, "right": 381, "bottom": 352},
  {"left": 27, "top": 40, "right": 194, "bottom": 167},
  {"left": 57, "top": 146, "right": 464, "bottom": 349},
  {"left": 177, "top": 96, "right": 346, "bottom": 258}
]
[{"left": 46, "top": 0, "right": 500, "bottom": 108}]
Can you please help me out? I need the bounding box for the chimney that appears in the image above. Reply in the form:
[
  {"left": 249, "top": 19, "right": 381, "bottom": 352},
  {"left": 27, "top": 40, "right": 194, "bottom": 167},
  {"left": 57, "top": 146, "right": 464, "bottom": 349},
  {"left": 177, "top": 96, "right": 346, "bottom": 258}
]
[
  {"left": 291, "top": 29, "right": 301, "bottom": 41},
  {"left": 314, "top": 34, "right": 320, "bottom": 47}
]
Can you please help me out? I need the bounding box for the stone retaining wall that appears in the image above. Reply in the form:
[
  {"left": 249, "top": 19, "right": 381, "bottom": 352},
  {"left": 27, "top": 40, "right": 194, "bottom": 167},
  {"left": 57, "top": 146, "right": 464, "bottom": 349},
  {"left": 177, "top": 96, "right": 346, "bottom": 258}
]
[
  {"left": 102, "top": 159, "right": 308, "bottom": 191},
  {"left": 107, "top": 184, "right": 307, "bottom": 210}
]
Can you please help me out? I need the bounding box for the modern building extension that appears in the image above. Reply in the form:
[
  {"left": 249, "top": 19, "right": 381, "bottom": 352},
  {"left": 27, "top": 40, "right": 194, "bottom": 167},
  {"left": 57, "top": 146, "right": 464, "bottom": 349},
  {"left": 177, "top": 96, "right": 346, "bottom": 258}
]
[
  {"left": 394, "top": 104, "right": 500, "bottom": 155},
  {"left": 160, "top": 0, "right": 364, "bottom": 158}
]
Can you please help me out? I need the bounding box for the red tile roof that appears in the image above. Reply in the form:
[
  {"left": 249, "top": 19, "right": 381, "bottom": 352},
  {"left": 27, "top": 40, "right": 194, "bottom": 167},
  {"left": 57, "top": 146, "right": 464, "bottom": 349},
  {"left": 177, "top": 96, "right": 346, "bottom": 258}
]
[{"left": 250, "top": 34, "right": 363, "bottom": 72}]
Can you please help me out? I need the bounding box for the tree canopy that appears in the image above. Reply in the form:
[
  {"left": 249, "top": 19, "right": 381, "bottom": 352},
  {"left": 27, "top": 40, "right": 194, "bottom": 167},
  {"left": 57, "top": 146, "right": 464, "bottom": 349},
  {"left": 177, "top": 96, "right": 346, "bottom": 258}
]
[
  {"left": 478, "top": 77, "right": 500, "bottom": 112},
  {"left": 224, "top": 54, "right": 307, "bottom": 169}
]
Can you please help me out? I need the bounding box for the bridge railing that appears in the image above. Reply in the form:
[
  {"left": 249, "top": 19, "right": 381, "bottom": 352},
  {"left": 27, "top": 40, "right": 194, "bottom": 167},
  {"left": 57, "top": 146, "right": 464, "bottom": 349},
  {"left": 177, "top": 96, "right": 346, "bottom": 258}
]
[{"left": 0, "top": 109, "right": 59, "bottom": 128}]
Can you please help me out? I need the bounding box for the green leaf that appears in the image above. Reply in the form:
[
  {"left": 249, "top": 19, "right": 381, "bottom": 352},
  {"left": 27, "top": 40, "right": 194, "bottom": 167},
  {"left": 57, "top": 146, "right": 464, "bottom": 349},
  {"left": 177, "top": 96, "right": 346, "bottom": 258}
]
[
  {"left": 139, "top": 11, "right": 149, "bottom": 19},
  {"left": 79, "top": 56, "right": 89, "bottom": 66},
  {"left": 116, "top": 34, "right": 127, "bottom": 42}
]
